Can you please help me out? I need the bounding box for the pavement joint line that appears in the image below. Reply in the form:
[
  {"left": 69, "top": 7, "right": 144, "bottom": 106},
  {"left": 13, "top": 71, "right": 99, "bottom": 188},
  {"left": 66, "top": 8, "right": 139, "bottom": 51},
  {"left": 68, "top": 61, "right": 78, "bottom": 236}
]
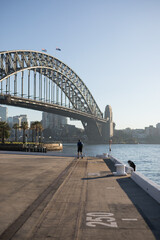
[
  {"left": 0, "top": 158, "right": 77, "bottom": 240},
  {"left": 26, "top": 158, "right": 82, "bottom": 240},
  {"left": 74, "top": 159, "right": 88, "bottom": 240}
]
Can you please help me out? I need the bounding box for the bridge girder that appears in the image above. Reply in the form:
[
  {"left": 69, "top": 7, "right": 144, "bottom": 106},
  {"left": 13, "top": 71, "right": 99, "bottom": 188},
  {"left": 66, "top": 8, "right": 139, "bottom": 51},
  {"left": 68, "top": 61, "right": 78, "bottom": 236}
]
[
  {"left": 0, "top": 50, "right": 109, "bottom": 143},
  {"left": 0, "top": 50, "right": 103, "bottom": 118}
]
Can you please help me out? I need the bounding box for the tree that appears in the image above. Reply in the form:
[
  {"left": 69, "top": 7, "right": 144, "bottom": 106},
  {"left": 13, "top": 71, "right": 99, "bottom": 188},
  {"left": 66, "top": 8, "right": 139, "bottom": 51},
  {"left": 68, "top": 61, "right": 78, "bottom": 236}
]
[
  {"left": 30, "top": 121, "right": 43, "bottom": 144},
  {"left": 0, "top": 122, "right": 10, "bottom": 144},
  {"left": 21, "top": 122, "right": 28, "bottom": 144},
  {"left": 34, "top": 121, "right": 43, "bottom": 144},
  {"left": 38, "top": 123, "right": 43, "bottom": 143},
  {"left": 30, "top": 122, "right": 36, "bottom": 143},
  {"left": 13, "top": 123, "right": 19, "bottom": 142}
]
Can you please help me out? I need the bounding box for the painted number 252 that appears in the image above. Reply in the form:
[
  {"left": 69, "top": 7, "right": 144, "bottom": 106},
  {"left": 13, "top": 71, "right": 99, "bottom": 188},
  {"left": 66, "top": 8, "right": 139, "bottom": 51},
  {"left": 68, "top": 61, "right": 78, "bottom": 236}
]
[{"left": 86, "top": 212, "right": 118, "bottom": 228}]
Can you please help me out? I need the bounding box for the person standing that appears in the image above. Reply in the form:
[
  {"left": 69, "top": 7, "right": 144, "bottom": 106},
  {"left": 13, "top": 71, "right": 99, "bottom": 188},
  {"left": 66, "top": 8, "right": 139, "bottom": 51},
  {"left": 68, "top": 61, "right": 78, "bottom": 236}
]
[{"left": 77, "top": 139, "right": 83, "bottom": 158}]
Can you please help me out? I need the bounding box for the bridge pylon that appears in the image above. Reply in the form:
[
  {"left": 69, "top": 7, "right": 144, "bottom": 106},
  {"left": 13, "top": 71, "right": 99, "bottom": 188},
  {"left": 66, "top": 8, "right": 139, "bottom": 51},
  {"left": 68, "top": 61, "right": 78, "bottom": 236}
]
[{"left": 82, "top": 120, "right": 103, "bottom": 143}]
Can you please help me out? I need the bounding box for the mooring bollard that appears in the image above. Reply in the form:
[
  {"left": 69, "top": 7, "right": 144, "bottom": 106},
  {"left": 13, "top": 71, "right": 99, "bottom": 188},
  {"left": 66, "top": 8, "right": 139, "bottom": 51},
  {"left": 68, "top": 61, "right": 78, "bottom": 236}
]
[{"left": 113, "top": 164, "right": 127, "bottom": 176}]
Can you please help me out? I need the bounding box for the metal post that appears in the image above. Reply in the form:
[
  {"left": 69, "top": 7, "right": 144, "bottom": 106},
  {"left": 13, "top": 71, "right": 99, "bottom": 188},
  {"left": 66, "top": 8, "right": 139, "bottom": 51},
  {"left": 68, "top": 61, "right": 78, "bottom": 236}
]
[
  {"left": 6, "top": 78, "right": 8, "bottom": 94},
  {"left": 39, "top": 71, "right": 40, "bottom": 100},
  {"left": 28, "top": 70, "right": 30, "bottom": 99},
  {"left": 75, "top": 92, "right": 77, "bottom": 109},
  {"left": 46, "top": 77, "right": 48, "bottom": 102},
  {"left": 53, "top": 82, "right": 55, "bottom": 103},
  {"left": 109, "top": 139, "right": 112, "bottom": 154},
  {"left": 48, "top": 79, "right": 51, "bottom": 102},
  {"left": 1, "top": 81, "right": 2, "bottom": 94},
  {"left": 51, "top": 80, "right": 53, "bottom": 103},
  {"left": 72, "top": 90, "right": 74, "bottom": 109},
  {"left": 44, "top": 77, "right": 46, "bottom": 101},
  {"left": 0, "top": 55, "right": 2, "bottom": 71},
  {"left": 14, "top": 74, "right": 17, "bottom": 96},
  {"left": 5, "top": 54, "right": 8, "bottom": 76},
  {"left": 61, "top": 78, "right": 63, "bottom": 106},
  {"left": 8, "top": 76, "right": 10, "bottom": 94},
  {"left": 39, "top": 70, "right": 42, "bottom": 101},
  {"left": 34, "top": 69, "right": 36, "bottom": 100},
  {"left": 69, "top": 84, "right": 71, "bottom": 108},
  {"left": 56, "top": 83, "right": 59, "bottom": 104},
  {"left": 65, "top": 80, "right": 67, "bottom": 107},
  {"left": 21, "top": 71, "right": 24, "bottom": 97}
]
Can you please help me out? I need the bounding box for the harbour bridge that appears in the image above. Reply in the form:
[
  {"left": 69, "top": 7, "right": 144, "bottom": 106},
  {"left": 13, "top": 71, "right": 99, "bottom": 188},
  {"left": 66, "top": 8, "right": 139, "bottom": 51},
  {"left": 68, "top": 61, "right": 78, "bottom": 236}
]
[{"left": 0, "top": 50, "right": 111, "bottom": 143}]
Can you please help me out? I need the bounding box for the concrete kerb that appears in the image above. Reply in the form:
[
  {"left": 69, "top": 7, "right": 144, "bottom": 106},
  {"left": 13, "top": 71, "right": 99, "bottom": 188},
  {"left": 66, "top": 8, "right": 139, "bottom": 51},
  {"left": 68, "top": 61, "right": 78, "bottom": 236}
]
[
  {"left": 107, "top": 155, "right": 160, "bottom": 204},
  {"left": 131, "top": 171, "right": 160, "bottom": 204}
]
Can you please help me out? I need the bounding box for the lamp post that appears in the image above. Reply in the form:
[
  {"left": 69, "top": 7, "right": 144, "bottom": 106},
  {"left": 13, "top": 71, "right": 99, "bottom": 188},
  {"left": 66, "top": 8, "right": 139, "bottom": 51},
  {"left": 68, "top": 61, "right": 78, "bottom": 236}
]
[{"left": 109, "top": 139, "right": 112, "bottom": 155}]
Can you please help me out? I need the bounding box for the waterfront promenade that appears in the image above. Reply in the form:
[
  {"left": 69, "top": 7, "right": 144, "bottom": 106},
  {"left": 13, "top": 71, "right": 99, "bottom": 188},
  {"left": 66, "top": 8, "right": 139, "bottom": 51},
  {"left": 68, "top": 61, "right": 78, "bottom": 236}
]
[{"left": 0, "top": 153, "right": 160, "bottom": 240}]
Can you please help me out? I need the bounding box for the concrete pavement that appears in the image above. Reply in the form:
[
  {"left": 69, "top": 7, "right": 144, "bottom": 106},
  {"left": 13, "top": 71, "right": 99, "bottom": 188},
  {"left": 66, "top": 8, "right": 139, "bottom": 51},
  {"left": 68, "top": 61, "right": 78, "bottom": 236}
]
[{"left": 0, "top": 153, "right": 160, "bottom": 240}]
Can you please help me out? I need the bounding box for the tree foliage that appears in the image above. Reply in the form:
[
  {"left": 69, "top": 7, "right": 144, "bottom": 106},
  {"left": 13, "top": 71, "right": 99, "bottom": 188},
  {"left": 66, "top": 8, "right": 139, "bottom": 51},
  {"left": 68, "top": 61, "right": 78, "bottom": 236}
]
[
  {"left": 0, "top": 122, "right": 10, "bottom": 143},
  {"left": 13, "top": 123, "right": 19, "bottom": 142},
  {"left": 30, "top": 121, "right": 43, "bottom": 143},
  {"left": 21, "top": 122, "right": 29, "bottom": 143}
]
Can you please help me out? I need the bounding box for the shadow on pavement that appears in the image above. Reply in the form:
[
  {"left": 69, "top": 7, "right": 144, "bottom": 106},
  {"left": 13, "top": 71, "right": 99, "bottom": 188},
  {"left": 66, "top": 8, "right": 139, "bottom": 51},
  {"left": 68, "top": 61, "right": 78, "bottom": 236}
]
[
  {"left": 81, "top": 174, "right": 114, "bottom": 180},
  {"left": 103, "top": 158, "right": 116, "bottom": 172},
  {"left": 104, "top": 158, "right": 160, "bottom": 240}
]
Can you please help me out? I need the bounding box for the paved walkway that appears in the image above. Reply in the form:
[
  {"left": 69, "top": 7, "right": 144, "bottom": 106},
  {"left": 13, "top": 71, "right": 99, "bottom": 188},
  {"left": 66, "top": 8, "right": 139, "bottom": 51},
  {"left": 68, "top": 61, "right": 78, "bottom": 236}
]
[{"left": 0, "top": 153, "right": 160, "bottom": 240}]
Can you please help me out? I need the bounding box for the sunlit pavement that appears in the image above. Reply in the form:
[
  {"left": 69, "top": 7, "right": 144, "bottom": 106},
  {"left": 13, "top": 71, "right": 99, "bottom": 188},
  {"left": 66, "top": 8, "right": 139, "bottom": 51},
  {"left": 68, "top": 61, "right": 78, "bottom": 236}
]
[{"left": 0, "top": 154, "right": 160, "bottom": 240}]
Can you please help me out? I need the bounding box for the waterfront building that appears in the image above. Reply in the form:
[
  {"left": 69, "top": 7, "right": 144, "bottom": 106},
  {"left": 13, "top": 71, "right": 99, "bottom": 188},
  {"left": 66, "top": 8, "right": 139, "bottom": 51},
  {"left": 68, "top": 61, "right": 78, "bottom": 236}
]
[
  {"left": 156, "top": 123, "right": 160, "bottom": 128},
  {"left": 7, "top": 117, "right": 13, "bottom": 127},
  {"left": 145, "top": 125, "right": 157, "bottom": 136},
  {"left": 13, "top": 114, "right": 29, "bottom": 126},
  {"left": 0, "top": 106, "right": 8, "bottom": 122},
  {"left": 20, "top": 115, "right": 29, "bottom": 124},
  {"left": 13, "top": 116, "right": 21, "bottom": 126},
  {"left": 156, "top": 123, "right": 160, "bottom": 135},
  {"left": 42, "top": 112, "right": 67, "bottom": 129}
]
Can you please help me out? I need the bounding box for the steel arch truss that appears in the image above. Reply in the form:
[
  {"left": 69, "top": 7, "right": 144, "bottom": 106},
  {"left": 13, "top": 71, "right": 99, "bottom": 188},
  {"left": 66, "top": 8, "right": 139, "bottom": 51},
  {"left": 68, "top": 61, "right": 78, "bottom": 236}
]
[{"left": 0, "top": 50, "right": 103, "bottom": 119}]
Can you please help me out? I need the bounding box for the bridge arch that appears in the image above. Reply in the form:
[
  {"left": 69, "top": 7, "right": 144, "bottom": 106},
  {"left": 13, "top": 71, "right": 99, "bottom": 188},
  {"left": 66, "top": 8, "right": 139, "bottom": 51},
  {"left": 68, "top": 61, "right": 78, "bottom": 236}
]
[
  {"left": 0, "top": 50, "right": 110, "bottom": 143},
  {"left": 0, "top": 50, "right": 103, "bottom": 119}
]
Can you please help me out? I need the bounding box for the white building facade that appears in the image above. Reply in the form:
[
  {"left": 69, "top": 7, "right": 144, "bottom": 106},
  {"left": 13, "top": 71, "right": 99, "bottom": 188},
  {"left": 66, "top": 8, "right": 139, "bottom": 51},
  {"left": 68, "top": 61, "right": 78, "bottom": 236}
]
[{"left": 0, "top": 106, "right": 8, "bottom": 122}]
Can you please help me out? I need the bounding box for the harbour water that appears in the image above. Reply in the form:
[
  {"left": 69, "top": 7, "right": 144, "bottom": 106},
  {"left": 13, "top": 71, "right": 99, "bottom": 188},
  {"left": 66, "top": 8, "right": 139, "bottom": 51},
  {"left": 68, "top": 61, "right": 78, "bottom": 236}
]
[{"left": 59, "top": 143, "right": 160, "bottom": 186}]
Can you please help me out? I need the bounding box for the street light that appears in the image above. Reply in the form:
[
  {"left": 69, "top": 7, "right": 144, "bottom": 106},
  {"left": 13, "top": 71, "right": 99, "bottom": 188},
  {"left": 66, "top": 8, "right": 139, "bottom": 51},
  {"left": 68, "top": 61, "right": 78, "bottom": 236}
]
[{"left": 109, "top": 139, "right": 112, "bottom": 154}]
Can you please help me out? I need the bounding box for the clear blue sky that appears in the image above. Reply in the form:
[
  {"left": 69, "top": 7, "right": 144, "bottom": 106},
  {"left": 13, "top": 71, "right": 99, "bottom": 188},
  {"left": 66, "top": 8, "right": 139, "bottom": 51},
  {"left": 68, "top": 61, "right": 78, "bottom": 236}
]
[{"left": 1, "top": 0, "right": 160, "bottom": 129}]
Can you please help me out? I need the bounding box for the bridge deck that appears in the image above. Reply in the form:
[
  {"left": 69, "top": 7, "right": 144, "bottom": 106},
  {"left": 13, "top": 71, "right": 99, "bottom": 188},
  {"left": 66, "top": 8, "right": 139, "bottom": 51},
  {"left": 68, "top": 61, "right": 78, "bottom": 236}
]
[{"left": 0, "top": 153, "right": 160, "bottom": 240}]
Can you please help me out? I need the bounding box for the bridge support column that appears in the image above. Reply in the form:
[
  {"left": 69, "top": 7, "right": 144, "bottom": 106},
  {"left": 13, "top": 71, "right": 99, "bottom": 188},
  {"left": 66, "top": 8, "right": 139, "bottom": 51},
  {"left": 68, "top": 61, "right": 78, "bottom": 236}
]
[
  {"left": 102, "top": 105, "right": 114, "bottom": 143},
  {"left": 82, "top": 120, "right": 104, "bottom": 143}
]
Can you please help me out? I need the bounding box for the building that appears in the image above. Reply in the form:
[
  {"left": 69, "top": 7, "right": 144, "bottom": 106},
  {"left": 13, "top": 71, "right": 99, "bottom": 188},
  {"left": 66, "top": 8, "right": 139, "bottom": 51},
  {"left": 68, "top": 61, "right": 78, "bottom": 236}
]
[
  {"left": 145, "top": 125, "right": 156, "bottom": 136},
  {"left": 156, "top": 123, "right": 160, "bottom": 129},
  {"left": 12, "top": 114, "right": 29, "bottom": 126},
  {"left": 7, "top": 117, "right": 13, "bottom": 127},
  {"left": 156, "top": 123, "right": 160, "bottom": 135},
  {"left": 0, "top": 106, "right": 8, "bottom": 122},
  {"left": 42, "top": 112, "right": 67, "bottom": 129},
  {"left": 20, "top": 115, "right": 28, "bottom": 124}
]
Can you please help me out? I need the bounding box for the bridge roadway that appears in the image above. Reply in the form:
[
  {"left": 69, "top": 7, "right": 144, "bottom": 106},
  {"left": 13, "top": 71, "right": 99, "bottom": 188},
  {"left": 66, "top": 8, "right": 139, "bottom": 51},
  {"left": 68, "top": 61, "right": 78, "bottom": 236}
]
[
  {"left": 0, "top": 153, "right": 160, "bottom": 240},
  {"left": 0, "top": 94, "right": 107, "bottom": 143},
  {"left": 0, "top": 95, "right": 107, "bottom": 123}
]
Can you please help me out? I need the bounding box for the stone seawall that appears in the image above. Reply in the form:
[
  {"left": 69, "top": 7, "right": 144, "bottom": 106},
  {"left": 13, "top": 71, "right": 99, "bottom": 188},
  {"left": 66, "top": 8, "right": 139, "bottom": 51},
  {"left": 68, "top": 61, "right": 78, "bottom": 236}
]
[
  {"left": 0, "top": 143, "right": 63, "bottom": 151},
  {"left": 0, "top": 144, "right": 24, "bottom": 151}
]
